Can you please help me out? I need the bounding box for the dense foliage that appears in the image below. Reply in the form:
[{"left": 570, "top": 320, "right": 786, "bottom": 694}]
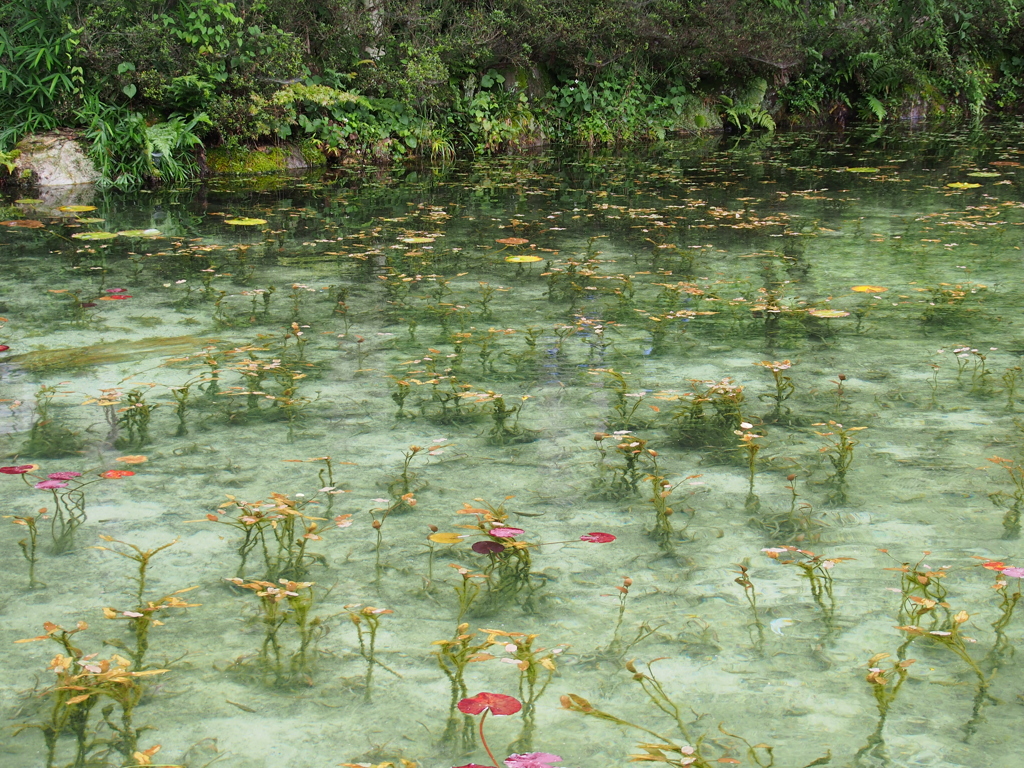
[{"left": 2, "top": 0, "right": 1024, "bottom": 184}]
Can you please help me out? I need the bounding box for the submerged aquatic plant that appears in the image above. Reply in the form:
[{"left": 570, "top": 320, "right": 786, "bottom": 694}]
[
  {"left": 666, "top": 378, "right": 746, "bottom": 449},
  {"left": 207, "top": 489, "right": 349, "bottom": 581},
  {"left": 2, "top": 462, "right": 137, "bottom": 554},
  {"left": 814, "top": 421, "right": 865, "bottom": 503},
  {"left": 344, "top": 604, "right": 395, "bottom": 701},
  {"left": 93, "top": 536, "right": 199, "bottom": 669},
  {"left": 854, "top": 652, "right": 915, "bottom": 766},
  {"left": 21, "top": 385, "right": 84, "bottom": 458},
  {"left": 754, "top": 360, "right": 795, "bottom": 422},
  {"left": 986, "top": 456, "right": 1024, "bottom": 538},
  {"left": 14, "top": 621, "right": 169, "bottom": 768},
  {"left": 9, "top": 506, "right": 46, "bottom": 588},
  {"left": 226, "top": 577, "right": 326, "bottom": 688},
  {"left": 478, "top": 630, "right": 565, "bottom": 753},
  {"left": 433, "top": 626, "right": 497, "bottom": 752},
  {"left": 763, "top": 545, "right": 852, "bottom": 643},
  {"left": 592, "top": 431, "right": 651, "bottom": 499}
]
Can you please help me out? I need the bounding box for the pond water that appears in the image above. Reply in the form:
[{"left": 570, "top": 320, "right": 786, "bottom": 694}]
[{"left": 2, "top": 124, "right": 1024, "bottom": 768}]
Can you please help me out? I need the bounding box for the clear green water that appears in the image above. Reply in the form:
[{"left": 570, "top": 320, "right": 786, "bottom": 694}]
[{"left": 3, "top": 125, "right": 1024, "bottom": 768}]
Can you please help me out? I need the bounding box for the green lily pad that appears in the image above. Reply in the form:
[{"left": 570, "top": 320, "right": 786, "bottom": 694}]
[
  {"left": 71, "top": 231, "right": 117, "bottom": 240},
  {"left": 946, "top": 182, "right": 981, "bottom": 189},
  {"left": 846, "top": 167, "right": 879, "bottom": 173},
  {"left": 75, "top": 217, "right": 105, "bottom": 224},
  {"left": 224, "top": 217, "right": 267, "bottom": 226},
  {"left": 117, "top": 228, "right": 162, "bottom": 237},
  {"left": 59, "top": 205, "right": 98, "bottom": 213},
  {"left": 14, "top": 198, "right": 43, "bottom": 205},
  {"left": 401, "top": 236, "right": 435, "bottom": 244},
  {"left": 966, "top": 171, "right": 1001, "bottom": 178}
]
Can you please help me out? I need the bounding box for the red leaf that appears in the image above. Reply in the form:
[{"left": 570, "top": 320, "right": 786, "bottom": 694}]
[
  {"left": 580, "top": 532, "right": 616, "bottom": 543},
  {"left": 457, "top": 691, "right": 522, "bottom": 716}
]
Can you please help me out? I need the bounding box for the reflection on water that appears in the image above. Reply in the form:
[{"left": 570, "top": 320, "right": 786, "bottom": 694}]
[{"left": 2, "top": 125, "right": 1024, "bottom": 767}]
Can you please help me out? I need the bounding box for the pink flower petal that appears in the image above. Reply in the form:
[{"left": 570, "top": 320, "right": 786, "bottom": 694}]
[
  {"left": 505, "top": 753, "right": 563, "bottom": 768},
  {"left": 1002, "top": 566, "right": 1024, "bottom": 578}
]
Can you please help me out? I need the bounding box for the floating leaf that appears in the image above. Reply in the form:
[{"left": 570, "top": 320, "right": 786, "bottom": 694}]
[
  {"left": 117, "top": 228, "right": 162, "bottom": 237},
  {"left": 966, "top": 171, "right": 1001, "bottom": 178},
  {"left": 497, "top": 237, "right": 530, "bottom": 245},
  {"left": 505, "top": 255, "right": 543, "bottom": 263},
  {"left": 428, "top": 532, "right": 466, "bottom": 544},
  {"left": 401, "top": 236, "right": 435, "bottom": 244},
  {"left": 472, "top": 540, "right": 505, "bottom": 554},
  {"left": 72, "top": 231, "right": 117, "bottom": 240},
  {"left": 58, "top": 205, "right": 97, "bottom": 212},
  {"left": 846, "top": 167, "right": 879, "bottom": 173},
  {"left": 75, "top": 217, "right": 105, "bottom": 224},
  {"left": 457, "top": 692, "right": 522, "bottom": 716},
  {"left": 580, "top": 532, "right": 616, "bottom": 543},
  {"left": 851, "top": 285, "right": 887, "bottom": 293},
  {"left": 1, "top": 219, "right": 44, "bottom": 228},
  {"left": 224, "top": 217, "right": 267, "bottom": 226},
  {"left": 807, "top": 308, "right": 850, "bottom": 318},
  {"left": 14, "top": 198, "right": 42, "bottom": 204},
  {"left": 946, "top": 182, "right": 981, "bottom": 189}
]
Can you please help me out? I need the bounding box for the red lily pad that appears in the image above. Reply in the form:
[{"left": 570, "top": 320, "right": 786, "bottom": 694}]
[
  {"left": 472, "top": 540, "right": 505, "bottom": 554},
  {"left": 580, "top": 532, "right": 616, "bottom": 543},
  {"left": 458, "top": 692, "right": 522, "bottom": 716}
]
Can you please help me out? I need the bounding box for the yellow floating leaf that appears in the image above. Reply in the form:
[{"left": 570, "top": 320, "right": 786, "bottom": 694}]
[
  {"left": 58, "top": 205, "right": 97, "bottom": 212},
  {"left": 71, "top": 231, "right": 117, "bottom": 240},
  {"left": 401, "top": 236, "right": 435, "bottom": 244},
  {"left": 505, "top": 255, "right": 543, "bottom": 263},
  {"left": 851, "top": 285, "right": 887, "bottom": 293},
  {"left": 224, "top": 217, "right": 267, "bottom": 226},
  {"left": 946, "top": 182, "right": 981, "bottom": 189},
  {"left": 428, "top": 532, "right": 466, "bottom": 544}
]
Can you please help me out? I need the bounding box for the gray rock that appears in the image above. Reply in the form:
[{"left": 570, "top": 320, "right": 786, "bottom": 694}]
[{"left": 13, "top": 132, "right": 100, "bottom": 186}]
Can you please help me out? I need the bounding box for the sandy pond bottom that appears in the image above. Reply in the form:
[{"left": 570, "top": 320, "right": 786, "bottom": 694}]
[{"left": 2, "top": 126, "right": 1024, "bottom": 768}]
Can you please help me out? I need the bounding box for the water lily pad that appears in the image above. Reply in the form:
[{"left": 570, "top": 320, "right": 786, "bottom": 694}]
[
  {"left": 846, "top": 167, "right": 879, "bottom": 173},
  {"left": 75, "top": 217, "right": 105, "bottom": 224},
  {"left": 224, "top": 217, "right": 267, "bottom": 226},
  {"left": 117, "top": 228, "right": 162, "bottom": 237},
  {"left": 14, "top": 198, "right": 43, "bottom": 205},
  {"left": 401, "top": 236, "right": 435, "bottom": 244},
  {"left": 1, "top": 219, "right": 44, "bottom": 228},
  {"left": 851, "top": 285, "right": 887, "bottom": 293},
  {"left": 807, "top": 308, "right": 850, "bottom": 318},
  {"left": 946, "top": 182, "right": 981, "bottom": 189},
  {"left": 966, "top": 171, "right": 1001, "bottom": 178},
  {"left": 505, "top": 255, "right": 543, "bottom": 263},
  {"left": 428, "top": 532, "right": 466, "bottom": 544},
  {"left": 71, "top": 231, "right": 117, "bottom": 240},
  {"left": 58, "top": 205, "right": 97, "bottom": 213},
  {"left": 497, "top": 237, "right": 530, "bottom": 245}
]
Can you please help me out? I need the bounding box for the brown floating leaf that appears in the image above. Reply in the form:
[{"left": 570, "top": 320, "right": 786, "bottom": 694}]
[{"left": 1, "top": 219, "right": 44, "bottom": 228}]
